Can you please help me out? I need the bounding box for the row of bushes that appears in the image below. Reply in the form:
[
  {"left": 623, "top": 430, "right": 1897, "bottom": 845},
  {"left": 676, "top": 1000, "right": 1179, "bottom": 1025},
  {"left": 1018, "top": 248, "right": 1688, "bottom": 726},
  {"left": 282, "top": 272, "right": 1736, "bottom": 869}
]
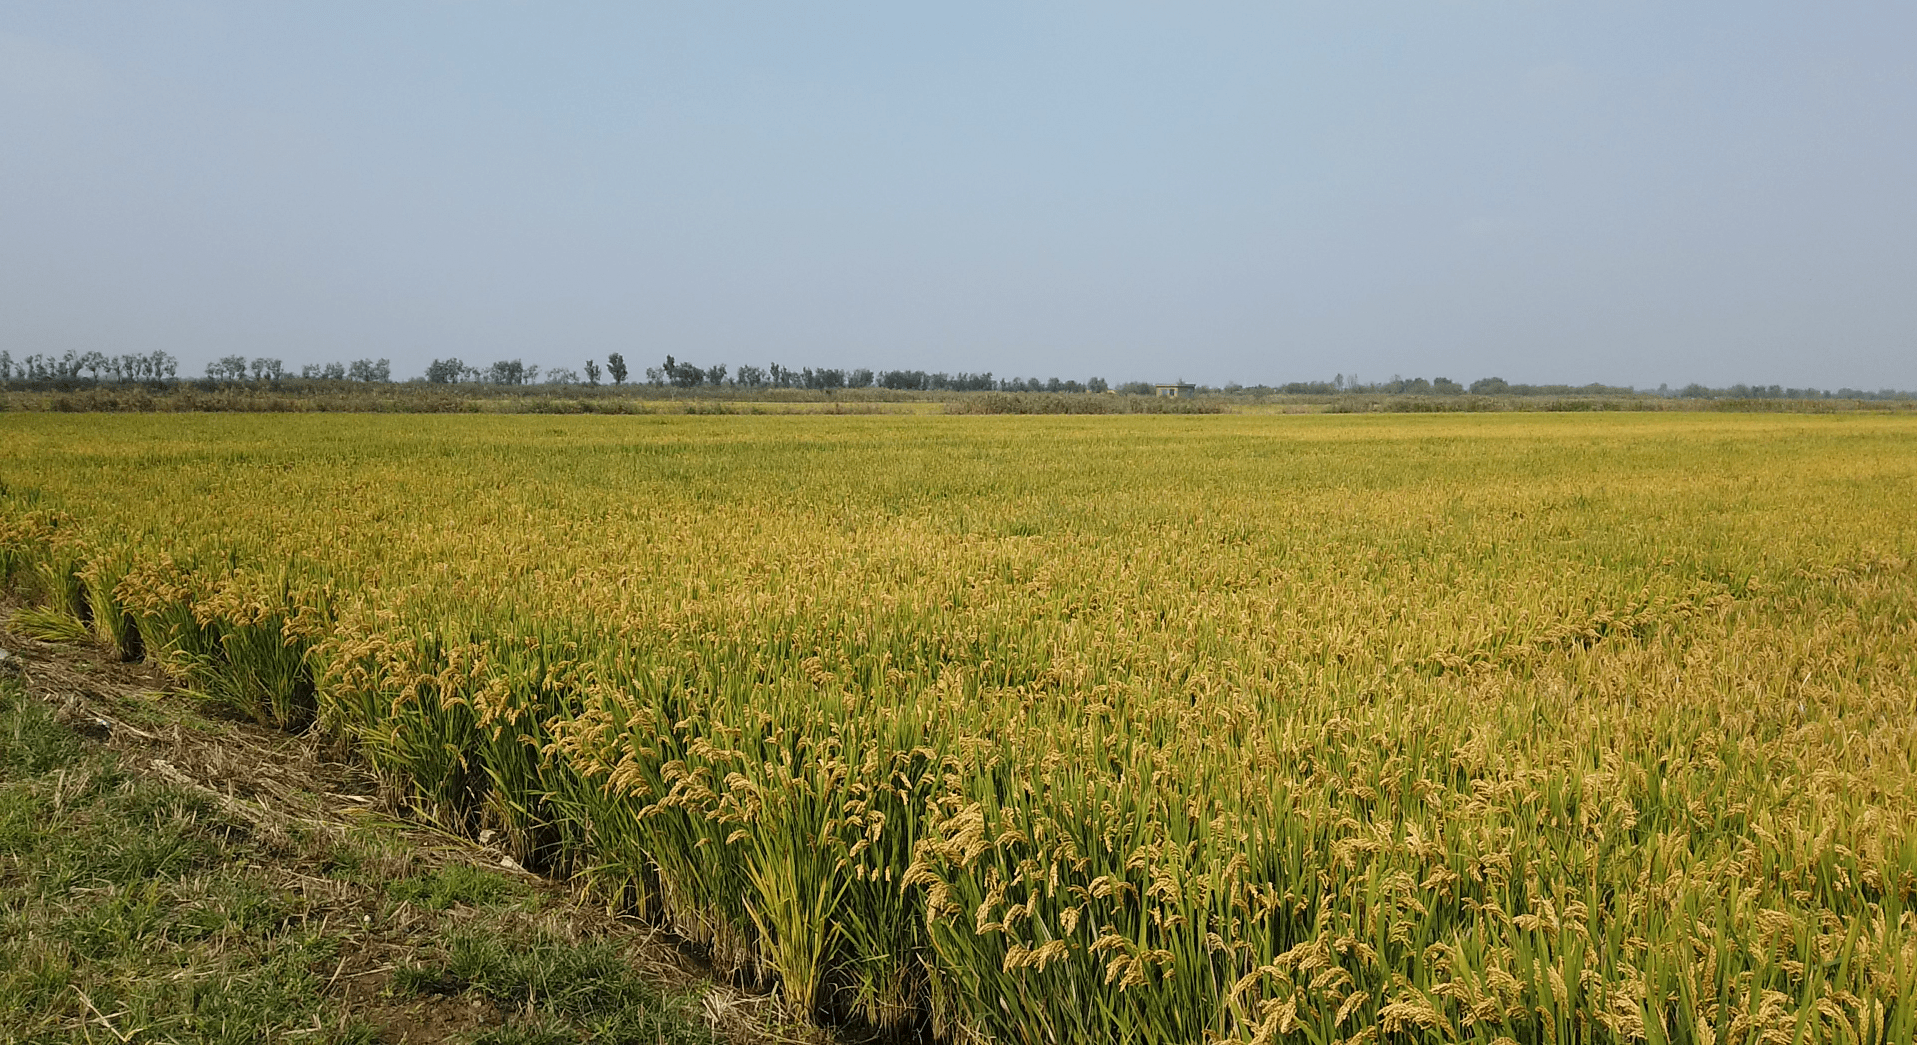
[
  {"left": 943, "top": 392, "right": 1224, "bottom": 415},
  {"left": 1318, "top": 395, "right": 1917, "bottom": 414}
]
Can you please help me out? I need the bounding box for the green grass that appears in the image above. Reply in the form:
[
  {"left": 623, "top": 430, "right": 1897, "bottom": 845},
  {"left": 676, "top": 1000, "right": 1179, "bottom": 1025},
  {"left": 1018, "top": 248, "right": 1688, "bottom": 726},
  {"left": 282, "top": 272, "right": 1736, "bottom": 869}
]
[
  {"left": 393, "top": 927, "right": 714, "bottom": 1045},
  {"left": 0, "top": 679, "right": 716, "bottom": 1045},
  {"left": 388, "top": 862, "right": 537, "bottom": 911},
  {"left": 0, "top": 682, "right": 361, "bottom": 1044}
]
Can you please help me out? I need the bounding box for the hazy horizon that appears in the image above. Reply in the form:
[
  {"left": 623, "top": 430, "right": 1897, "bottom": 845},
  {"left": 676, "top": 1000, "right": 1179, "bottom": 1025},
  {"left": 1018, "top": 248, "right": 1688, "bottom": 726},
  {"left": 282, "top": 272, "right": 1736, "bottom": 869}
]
[{"left": 5, "top": 4, "right": 1914, "bottom": 389}]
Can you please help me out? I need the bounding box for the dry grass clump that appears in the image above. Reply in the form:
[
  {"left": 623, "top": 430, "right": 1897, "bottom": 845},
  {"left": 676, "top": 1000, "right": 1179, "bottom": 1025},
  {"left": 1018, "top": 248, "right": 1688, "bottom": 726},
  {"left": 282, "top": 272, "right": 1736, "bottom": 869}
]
[{"left": 2, "top": 410, "right": 1915, "bottom": 1043}]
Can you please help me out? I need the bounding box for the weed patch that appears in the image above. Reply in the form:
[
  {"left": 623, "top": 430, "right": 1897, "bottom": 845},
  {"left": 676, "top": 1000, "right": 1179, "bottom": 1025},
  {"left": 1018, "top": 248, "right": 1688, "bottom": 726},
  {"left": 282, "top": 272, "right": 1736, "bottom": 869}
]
[
  {"left": 396, "top": 925, "right": 715, "bottom": 1045},
  {"left": 389, "top": 863, "right": 535, "bottom": 911}
]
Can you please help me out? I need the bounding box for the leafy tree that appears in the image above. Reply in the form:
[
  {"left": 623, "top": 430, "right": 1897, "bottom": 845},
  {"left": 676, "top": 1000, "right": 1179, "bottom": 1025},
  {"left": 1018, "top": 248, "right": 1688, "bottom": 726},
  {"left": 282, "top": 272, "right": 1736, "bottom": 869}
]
[
  {"left": 486, "top": 359, "right": 533, "bottom": 385},
  {"left": 425, "top": 358, "right": 467, "bottom": 383},
  {"left": 1469, "top": 376, "right": 1509, "bottom": 395},
  {"left": 348, "top": 358, "right": 392, "bottom": 382},
  {"left": 207, "top": 355, "right": 249, "bottom": 381},
  {"left": 1432, "top": 377, "right": 1463, "bottom": 394},
  {"left": 661, "top": 355, "right": 704, "bottom": 388},
  {"left": 583, "top": 359, "right": 601, "bottom": 386},
  {"left": 606, "top": 352, "right": 627, "bottom": 385},
  {"left": 250, "top": 357, "right": 285, "bottom": 381},
  {"left": 803, "top": 367, "right": 845, "bottom": 390},
  {"left": 112, "top": 351, "right": 173, "bottom": 381}
]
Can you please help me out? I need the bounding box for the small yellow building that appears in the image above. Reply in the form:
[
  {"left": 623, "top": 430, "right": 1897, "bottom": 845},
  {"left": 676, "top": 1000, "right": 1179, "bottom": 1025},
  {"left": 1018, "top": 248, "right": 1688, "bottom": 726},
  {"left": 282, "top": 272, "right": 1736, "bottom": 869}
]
[{"left": 1154, "top": 382, "right": 1196, "bottom": 398}]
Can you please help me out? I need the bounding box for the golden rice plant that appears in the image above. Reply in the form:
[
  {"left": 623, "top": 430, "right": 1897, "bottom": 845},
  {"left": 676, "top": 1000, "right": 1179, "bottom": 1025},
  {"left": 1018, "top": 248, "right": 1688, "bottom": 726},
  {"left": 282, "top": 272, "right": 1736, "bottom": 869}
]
[{"left": 1, "top": 409, "right": 1913, "bottom": 1043}]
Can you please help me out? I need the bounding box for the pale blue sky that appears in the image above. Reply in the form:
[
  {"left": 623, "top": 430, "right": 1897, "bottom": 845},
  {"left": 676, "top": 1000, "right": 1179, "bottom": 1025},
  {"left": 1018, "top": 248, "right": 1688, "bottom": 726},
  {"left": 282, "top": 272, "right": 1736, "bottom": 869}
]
[{"left": 3, "top": 3, "right": 1914, "bottom": 388}]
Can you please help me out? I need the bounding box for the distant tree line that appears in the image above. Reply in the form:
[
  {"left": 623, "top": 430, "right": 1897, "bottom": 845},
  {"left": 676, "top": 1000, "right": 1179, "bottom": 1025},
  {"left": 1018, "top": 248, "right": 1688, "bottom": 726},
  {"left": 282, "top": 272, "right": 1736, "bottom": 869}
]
[
  {"left": 627, "top": 355, "right": 1112, "bottom": 393},
  {"left": 1225, "top": 374, "right": 1916, "bottom": 401},
  {"left": 307, "top": 360, "right": 391, "bottom": 382},
  {"left": 0, "top": 350, "right": 179, "bottom": 382},
  {"left": 1661, "top": 382, "right": 1915, "bottom": 401},
  {"left": 419, "top": 354, "right": 1118, "bottom": 391},
  {"left": 1236, "top": 375, "right": 1489, "bottom": 395},
  {"left": 5, "top": 348, "right": 1914, "bottom": 401},
  {"left": 1, "top": 352, "right": 390, "bottom": 385},
  {"left": 200, "top": 356, "right": 392, "bottom": 383},
  {"left": 423, "top": 358, "right": 547, "bottom": 385}
]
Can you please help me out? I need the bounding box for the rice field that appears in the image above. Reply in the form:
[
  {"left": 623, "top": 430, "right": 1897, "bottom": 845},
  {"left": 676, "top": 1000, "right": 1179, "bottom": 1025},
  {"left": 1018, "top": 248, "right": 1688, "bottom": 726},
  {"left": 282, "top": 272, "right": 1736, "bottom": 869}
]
[{"left": 3, "top": 411, "right": 1914, "bottom": 1044}]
